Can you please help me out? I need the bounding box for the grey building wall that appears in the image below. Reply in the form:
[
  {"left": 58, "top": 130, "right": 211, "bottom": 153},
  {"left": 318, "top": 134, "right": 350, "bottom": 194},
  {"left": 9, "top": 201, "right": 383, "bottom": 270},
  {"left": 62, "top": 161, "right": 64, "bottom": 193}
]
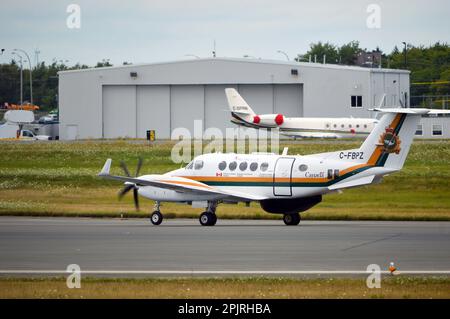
[{"left": 59, "top": 58, "right": 424, "bottom": 140}]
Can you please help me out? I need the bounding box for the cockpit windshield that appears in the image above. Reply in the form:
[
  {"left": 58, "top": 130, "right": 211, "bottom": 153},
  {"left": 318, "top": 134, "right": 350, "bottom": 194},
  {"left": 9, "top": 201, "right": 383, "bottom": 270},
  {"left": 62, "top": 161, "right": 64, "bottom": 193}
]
[{"left": 186, "top": 161, "right": 194, "bottom": 170}]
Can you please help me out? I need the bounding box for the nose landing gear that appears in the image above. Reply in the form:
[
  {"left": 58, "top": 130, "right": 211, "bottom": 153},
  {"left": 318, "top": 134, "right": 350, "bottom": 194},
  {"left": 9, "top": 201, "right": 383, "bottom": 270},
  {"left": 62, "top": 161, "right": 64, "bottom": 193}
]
[{"left": 150, "top": 201, "right": 163, "bottom": 225}]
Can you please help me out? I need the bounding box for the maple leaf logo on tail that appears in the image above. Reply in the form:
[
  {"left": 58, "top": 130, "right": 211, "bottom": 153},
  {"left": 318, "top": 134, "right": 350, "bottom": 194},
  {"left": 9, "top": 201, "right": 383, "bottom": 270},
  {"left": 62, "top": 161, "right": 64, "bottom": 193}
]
[{"left": 377, "top": 127, "right": 401, "bottom": 154}]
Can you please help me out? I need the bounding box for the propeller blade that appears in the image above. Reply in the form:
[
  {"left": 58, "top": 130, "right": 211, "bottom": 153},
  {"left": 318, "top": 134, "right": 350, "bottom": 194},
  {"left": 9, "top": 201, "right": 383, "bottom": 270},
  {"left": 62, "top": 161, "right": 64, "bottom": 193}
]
[
  {"left": 120, "top": 161, "right": 131, "bottom": 177},
  {"left": 133, "top": 188, "right": 140, "bottom": 211},
  {"left": 118, "top": 184, "right": 134, "bottom": 200},
  {"left": 135, "top": 157, "right": 143, "bottom": 177}
]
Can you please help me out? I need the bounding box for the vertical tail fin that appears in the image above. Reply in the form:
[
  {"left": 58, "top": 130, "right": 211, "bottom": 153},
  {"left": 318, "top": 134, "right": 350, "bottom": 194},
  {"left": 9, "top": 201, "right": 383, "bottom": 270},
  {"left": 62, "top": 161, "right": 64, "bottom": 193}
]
[
  {"left": 360, "top": 109, "right": 427, "bottom": 170},
  {"left": 225, "top": 88, "right": 256, "bottom": 116}
]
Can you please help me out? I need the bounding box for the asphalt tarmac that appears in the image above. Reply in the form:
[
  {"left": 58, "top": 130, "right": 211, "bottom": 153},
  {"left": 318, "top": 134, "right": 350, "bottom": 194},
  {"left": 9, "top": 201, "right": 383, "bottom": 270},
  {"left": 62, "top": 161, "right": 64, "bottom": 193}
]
[{"left": 0, "top": 217, "right": 449, "bottom": 275}]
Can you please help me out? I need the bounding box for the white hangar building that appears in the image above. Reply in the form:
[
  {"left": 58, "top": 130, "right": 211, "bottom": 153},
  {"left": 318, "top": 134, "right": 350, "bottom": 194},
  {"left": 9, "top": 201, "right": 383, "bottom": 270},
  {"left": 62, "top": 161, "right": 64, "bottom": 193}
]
[{"left": 58, "top": 58, "right": 414, "bottom": 140}]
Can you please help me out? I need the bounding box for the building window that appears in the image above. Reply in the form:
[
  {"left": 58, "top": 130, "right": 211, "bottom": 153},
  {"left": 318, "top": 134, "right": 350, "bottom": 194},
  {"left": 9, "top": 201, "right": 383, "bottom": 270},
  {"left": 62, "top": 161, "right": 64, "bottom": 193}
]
[
  {"left": 432, "top": 124, "right": 443, "bottom": 136},
  {"left": 351, "top": 95, "right": 363, "bottom": 108},
  {"left": 415, "top": 125, "right": 423, "bottom": 136}
]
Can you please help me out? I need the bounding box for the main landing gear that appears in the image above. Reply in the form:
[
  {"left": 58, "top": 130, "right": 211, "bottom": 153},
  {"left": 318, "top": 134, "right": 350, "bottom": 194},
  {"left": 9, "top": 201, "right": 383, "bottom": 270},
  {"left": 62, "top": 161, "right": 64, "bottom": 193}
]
[
  {"left": 150, "top": 201, "right": 163, "bottom": 225},
  {"left": 199, "top": 201, "right": 218, "bottom": 226},
  {"left": 150, "top": 201, "right": 219, "bottom": 226},
  {"left": 283, "top": 213, "right": 301, "bottom": 226}
]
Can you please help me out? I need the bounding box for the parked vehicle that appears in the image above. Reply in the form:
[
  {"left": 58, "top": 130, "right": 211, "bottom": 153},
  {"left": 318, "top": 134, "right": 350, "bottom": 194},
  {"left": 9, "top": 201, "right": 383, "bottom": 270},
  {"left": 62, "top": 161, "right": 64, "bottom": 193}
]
[{"left": 19, "top": 129, "right": 51, "bottom": 140}]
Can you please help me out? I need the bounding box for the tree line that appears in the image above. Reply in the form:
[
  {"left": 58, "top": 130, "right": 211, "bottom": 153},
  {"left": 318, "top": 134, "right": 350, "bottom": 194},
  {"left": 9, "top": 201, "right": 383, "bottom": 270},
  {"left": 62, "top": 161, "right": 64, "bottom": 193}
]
[{"left": 0, "top": 42, "right": 448, "bottom": 111}]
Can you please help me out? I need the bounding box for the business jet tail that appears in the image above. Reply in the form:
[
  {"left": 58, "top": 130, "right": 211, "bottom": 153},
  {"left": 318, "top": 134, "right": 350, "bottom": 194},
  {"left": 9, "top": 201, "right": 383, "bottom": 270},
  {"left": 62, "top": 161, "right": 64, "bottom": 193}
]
[{"left": 225, "top": 88, "right": 256, "bottom": 116}]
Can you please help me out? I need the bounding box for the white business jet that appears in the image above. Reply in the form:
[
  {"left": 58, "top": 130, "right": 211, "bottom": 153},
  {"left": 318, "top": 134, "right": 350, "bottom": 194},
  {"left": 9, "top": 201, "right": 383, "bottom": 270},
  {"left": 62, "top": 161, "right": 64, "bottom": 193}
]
[
  {"left": 227, "top": 88, "right": 378, "bottom": 138},
  {"left": 98, "top": 107, "right": 448, "bottom": 226}
]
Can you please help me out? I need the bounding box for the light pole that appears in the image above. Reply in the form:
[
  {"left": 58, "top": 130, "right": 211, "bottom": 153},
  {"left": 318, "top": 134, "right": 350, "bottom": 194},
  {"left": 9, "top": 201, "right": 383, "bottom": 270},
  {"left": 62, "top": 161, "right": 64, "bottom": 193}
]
[
  {"left": 13, "top": 49, "right": 33, "bottom": 105},
  {"left": 277, "top": 50, "right": 290, "bottom": 61},
  {"left": 12, "top": 52, "right": 24, "bottom": 105},
  {"left": 402, "top": 42, "right": 407, "bottom": 69}
]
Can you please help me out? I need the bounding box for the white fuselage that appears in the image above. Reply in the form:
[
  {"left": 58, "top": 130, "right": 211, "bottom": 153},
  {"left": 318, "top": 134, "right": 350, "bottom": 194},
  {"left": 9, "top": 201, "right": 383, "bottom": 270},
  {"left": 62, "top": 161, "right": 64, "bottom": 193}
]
[{"left": 137, "top": 152, "right": 391, "bottom": 202}]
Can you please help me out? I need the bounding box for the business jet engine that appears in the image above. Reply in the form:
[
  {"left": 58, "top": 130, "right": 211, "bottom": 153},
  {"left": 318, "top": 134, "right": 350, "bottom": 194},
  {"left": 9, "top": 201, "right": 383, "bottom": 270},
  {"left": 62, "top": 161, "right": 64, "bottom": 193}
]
[{"left": 252, "top": 114, "right": 284, "bottom": 127}]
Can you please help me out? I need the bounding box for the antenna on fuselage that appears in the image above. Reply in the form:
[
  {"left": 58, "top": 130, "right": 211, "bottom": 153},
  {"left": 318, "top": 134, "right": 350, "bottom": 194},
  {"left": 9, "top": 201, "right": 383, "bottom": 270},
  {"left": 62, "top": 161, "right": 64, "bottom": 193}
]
[{"left": 281, "top": 147, "right": 288, "bottom": 156}]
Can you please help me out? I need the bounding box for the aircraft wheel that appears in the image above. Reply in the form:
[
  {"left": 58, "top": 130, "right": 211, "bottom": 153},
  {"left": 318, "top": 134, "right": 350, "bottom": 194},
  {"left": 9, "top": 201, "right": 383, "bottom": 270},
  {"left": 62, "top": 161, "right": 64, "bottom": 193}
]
[
  {"left": 150, "top": 211, "right": 163, "bottom": 225},
  {"left": 283, "top": 213, "right": 300, "bottom": 226},
  {"left": 199, "top": 212, "right": 216, "bottom": 226}
]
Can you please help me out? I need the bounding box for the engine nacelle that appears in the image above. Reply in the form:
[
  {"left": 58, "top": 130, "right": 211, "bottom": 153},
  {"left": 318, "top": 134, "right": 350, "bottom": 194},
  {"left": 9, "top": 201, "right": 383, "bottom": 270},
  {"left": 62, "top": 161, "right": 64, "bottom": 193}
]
[
  {"left": 253, "top": 114, "right": 284, "bottom": 126},
  {"left": 260, "top": 195, "right": 322, "bottom": 214}
]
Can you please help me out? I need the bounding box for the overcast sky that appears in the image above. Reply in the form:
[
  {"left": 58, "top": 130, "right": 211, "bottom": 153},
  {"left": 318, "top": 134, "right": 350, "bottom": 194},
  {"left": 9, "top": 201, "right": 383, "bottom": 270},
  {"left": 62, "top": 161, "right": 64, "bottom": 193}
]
[{"left": 1, "top": 0, "right": 449, "bottom": 66}]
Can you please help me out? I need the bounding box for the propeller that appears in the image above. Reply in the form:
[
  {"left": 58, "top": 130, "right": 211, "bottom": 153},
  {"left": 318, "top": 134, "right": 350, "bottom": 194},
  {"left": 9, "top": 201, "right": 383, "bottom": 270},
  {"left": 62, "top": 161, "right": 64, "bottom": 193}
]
[{"left": 118, "top": 158, "right": 144, "bottom": 211}]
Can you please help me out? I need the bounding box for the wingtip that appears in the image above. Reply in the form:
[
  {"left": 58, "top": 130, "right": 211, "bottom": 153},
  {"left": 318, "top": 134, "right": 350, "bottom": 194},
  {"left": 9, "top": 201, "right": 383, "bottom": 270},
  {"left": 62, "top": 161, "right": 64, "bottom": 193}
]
[{"left": 98, "top": 158, "right": 112, "bottom": 176}]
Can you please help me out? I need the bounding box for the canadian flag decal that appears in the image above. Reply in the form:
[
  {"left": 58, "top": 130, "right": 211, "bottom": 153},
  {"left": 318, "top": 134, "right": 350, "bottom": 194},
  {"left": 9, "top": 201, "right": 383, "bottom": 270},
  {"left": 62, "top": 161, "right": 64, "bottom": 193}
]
[{"left": 216, "top": 172, "right": 223, "bottom": 177}]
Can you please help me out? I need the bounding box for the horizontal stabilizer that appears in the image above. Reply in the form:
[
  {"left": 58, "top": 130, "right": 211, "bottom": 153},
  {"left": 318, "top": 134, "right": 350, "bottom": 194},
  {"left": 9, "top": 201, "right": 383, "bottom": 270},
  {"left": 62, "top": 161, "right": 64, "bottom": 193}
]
[{"left": 370, "top": 108, "right": 450, "bottom": 115}]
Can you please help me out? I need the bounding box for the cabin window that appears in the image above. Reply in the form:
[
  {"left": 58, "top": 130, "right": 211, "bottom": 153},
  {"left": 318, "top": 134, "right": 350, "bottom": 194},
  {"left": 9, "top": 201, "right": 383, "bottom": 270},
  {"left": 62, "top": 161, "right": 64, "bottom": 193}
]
[
  {"left": 299, "top": 164, "right": 308, "bottom": 172},
  {"left": 364, "top": 124, "right": 367, "bottom": 128},
  {"left": 194, "top": 160, "right": 204, "bottom": 170},
  {"left": 334, "top": 169, "right": 340, "bottom": 178},
  {"left": 239, "top": 162, "right": 248, "bottom": 171},
  {"left": 349, "top": 124, "right": 352, "bottom": 128},
  {"left": 218, "top": 161, "right": 227, "bottom": 171},
  {"left": 415, "top": 124, "right": 423, "bottom": 136},
  {"left": 250, "top": 162, "right": 258, "bottom": 171},
  {"left": 341, "top": 124, "right": 344, "bottom": 128},
  {"left": 333, "top": 124, "right": 337, "bottom": 128},
  {"left": 432, "top": 124, "right": 443, "bottom": 136},
  {"left": 327, "top": 169, "right": 333, "bottom": 179},
  {"left": 229, "top": 161, "right": 237, "bottom": 171},
  {"left": 356, "top": 124, "right": 360, "bottom": 128},
  {"left": 260, "top": 162, "right": 269, "bottom": 172}
]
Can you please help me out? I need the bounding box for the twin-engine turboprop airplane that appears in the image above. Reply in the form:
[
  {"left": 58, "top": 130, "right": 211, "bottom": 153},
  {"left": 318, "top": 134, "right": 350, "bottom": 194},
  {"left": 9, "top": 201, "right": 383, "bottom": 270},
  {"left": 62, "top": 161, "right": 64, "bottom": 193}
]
[
  {"left": 226, "top": 88, "right": 379, "bottom": 138},
  {"left": 98, "top": 108, "right": 449, "bottom": 226}
]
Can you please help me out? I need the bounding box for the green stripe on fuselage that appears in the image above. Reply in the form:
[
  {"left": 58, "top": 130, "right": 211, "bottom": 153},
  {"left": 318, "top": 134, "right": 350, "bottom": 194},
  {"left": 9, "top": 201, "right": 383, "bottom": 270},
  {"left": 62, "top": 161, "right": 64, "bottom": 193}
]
[{"left": 200, "top": 166, "right": 373, "bottom": 188}]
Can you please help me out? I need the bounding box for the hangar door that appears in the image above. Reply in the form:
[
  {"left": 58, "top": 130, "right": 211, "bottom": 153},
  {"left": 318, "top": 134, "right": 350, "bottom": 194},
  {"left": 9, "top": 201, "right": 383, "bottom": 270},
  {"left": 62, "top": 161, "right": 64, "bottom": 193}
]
[
  {"left": 103, "top": 86, "right": 136, "bottom": 138},
  {"left": 136, "top": 86, "right": 170, "bottom": 138}
]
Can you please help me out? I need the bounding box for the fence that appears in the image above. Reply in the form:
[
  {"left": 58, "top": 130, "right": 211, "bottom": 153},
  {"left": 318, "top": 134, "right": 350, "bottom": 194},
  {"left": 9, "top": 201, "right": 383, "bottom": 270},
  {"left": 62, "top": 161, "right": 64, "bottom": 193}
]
[{"left": 411, "top": 95, "right": 450, "bottom": 109}]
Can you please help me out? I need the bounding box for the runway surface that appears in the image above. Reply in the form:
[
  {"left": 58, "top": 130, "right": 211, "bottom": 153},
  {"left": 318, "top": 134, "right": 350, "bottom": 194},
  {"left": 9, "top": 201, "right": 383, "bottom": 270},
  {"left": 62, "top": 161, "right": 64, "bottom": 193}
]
[{"left": 0, "top": 217, "right": 449, "bottom": 274}]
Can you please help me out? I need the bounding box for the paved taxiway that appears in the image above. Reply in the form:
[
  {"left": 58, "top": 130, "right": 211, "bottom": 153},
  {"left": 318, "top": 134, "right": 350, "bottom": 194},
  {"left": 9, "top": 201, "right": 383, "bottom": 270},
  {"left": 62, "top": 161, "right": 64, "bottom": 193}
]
[{"left": 0, "top": 217, "right": 449, "bottom": 273}]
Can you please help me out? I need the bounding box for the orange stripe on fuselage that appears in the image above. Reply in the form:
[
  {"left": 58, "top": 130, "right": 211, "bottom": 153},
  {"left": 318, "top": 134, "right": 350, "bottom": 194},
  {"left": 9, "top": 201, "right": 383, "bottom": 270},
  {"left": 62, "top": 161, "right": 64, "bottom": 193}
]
[{"left": 156, "top": 179, "right": 213, "bottom": 189}]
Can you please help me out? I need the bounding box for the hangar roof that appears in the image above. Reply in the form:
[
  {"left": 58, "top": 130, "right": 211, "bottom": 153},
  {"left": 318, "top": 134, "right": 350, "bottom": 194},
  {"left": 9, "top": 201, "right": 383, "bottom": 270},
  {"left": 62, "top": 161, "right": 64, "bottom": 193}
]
[{"left": 58, "top": 57, "right": 410, "bottom": 75}]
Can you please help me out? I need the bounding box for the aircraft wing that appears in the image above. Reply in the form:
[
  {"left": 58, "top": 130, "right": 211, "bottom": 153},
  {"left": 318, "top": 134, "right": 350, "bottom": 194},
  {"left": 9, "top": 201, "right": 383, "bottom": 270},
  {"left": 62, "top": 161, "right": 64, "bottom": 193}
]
[
  {"left": 98, "top": 159, "right": 268, "bottom": 202},
  {"left": 328, "top": 175, "right": 375, "bottom": 190}
]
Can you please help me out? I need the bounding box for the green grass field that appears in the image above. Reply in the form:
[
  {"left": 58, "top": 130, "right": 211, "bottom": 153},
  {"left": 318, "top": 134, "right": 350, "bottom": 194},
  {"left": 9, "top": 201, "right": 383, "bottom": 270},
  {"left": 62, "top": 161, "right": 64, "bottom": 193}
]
[
  {"left": 0, "top": 277, "right": 449, "bottom": 299},
  {"left": 0, "top": 139, "right": 449, "bottom": 220}
]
